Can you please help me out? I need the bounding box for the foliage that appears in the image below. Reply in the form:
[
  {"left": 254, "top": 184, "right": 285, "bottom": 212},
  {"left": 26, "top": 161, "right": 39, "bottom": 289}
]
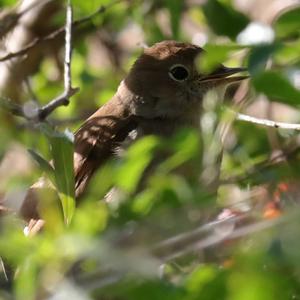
[{"left": 1, "top": 0, "right": 300, "bottom": 299}]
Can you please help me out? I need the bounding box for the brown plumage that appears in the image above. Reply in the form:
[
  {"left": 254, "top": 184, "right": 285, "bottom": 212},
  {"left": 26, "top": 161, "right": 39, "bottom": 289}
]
[{"left": 73, "top": 40, "right": 247, "bottom": 197}]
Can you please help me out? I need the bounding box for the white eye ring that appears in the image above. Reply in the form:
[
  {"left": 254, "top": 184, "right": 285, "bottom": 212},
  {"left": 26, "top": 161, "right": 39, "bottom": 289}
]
[{"left": 168, "top": 64, "right": 190, "bottom": 82}]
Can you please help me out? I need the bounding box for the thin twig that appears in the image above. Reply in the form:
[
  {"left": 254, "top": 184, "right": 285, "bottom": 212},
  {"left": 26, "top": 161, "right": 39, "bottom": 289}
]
[
  {"left": 236, "top": 112, "right": 300, "bottom": 131},
  {"left": 0, "top": 1, "right": 78, "bottom": 121},
  {"left": 152, "top": 213, "right": 248, "bottom": 261},
  {"left": 74, "top": 210, "right": 294, "bottom": 292},
  {"left": 160, "top": 213, "right": 284, "bottom": 261},
  {"left": 37, "top": 0, "right": 78, "bottom": 120},
  {"left": 64, "top": 0, "right": 72, "bottom": 93},
  {"left": 0, "top": 0, "right": 124, "bottom": 62},
  {"left": 0, "top": 96, "right": 25, "bottom": 117},
  {"left": 0, "top": 257, "right": 8, "bottom": 282}
]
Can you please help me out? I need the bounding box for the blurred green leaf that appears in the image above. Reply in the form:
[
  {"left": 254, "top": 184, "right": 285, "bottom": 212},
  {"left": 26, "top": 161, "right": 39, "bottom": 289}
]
[
  {"left": 274, "top": 6, "right": 300, "bottom": 39},
  {"left": 131, "top": 189, "right": 156, "bottom": 215},
  {"left": 72, "top": 202, "right": 108, "bottom": 234},
  {"left": 40, "top": 125, "right": 75, "bottom": 226},
  {"left": 27, "top": 149, "right": 55, "bottom": 183},
  {"left": 275, "top": 40, "right": 300, "bottom": 65},
  {"left": 125, "top": 280, "right": 183, "bottom": 300},
  {"left": 116, "top": 136, "right": 159, "bottom": 193},
  {"left": 72, "top": 0, "right": 102, "bottom": 16},
  {"left": 199, "top": 43, "right": 245, "bottom": 73},
  {"left": 165, "top": 0, "right": 182, "bottom": 39},
  {"left": 253, "top": 71, "right": 300, "bottom": 106},
  {"left": 185, "top": 265, "right": 227, "bottom": 300},
  {"left": 144, "top": 18, "right": 167, "bottom": 44},
  {"left": 228, "top": 272, "right": 271, "bottom": 300},
  {"left": 159, "top": 129, "right": 201, "bottom": 175},
  {"left": 202, "top": 0, "right": 249, "bottom": 39},
  {"left": 0, "top": 0, "right": 16, "bottom": 6},
  {"left": 15, "top": 257, "right": 37, "bottom": 300},
  {"left": 248, "top": 44, "right": 282, "bottom": 75}
]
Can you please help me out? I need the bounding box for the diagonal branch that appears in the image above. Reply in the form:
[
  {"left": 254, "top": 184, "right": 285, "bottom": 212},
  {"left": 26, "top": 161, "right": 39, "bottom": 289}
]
[
  {"left": 0, "top": 0, "right": 124, "bottom": 63},
  {"left": 0, "top": 0, "right": 78, "bottom": 121}
]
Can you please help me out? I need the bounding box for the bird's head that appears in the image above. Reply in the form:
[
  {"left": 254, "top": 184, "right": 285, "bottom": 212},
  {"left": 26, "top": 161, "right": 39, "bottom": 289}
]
[{"left": 124, "top": 40, "right": 247, "bottom": 119}]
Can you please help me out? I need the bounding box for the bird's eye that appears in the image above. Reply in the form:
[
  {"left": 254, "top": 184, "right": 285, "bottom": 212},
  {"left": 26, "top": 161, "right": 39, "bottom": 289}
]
[{"left": 168, "top": 64, "right": 189, "bottom": 82}]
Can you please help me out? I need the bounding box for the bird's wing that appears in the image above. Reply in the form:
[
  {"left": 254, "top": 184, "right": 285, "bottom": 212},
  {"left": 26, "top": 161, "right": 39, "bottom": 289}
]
[{"left": 74, "top": 98, "right": 137, "bottom": 197}]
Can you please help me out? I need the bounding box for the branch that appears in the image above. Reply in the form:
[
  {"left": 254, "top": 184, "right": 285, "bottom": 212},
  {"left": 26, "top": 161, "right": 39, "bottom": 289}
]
[
  {"left": 73, "top": 210, "right": 291, "bottom": 292},
  {"left": 0, "top": 0, "right": 124, "bottom": 62},
  {"left": 37, "top": 0, "right": 78, "bottom": 120},
  {"left": 236, "top": 112, "right": 300, "bottom": 131},
  {"left": 0, "top": 0, "right": 78, "bottom": 121}
]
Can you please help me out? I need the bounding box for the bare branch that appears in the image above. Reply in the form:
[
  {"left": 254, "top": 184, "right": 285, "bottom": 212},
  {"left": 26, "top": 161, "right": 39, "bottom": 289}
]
[
  {"left": 37, "top": 0, "right": 79, "bottom": 120},
  {"left": 157, "top": 213, "right": 284, "bottom": 262},
  {"left": 236, "top": 112, "right": 300, "bottom": 131},
  {"left": 1, "top": 0, "right": 79, "bottom": 121},
  {"left": 37, "top": 89, "right": 78, "bottom": 120},
  {"left": 0, "top": 0, "right": 124, "bottom": 63},
  {"left": 64, "top": 0, "right": 72, "bottom": 93},
  {"left": 74, "top": 210, "right": 294, "bottom": 292},
  {"left": 0, "top": 96, "right": 25, "bottom": 118}
]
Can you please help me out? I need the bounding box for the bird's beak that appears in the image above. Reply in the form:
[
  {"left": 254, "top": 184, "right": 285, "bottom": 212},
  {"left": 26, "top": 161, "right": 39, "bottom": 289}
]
[{"left": 199, "top": 66, "right": 249, "bottom": 85}]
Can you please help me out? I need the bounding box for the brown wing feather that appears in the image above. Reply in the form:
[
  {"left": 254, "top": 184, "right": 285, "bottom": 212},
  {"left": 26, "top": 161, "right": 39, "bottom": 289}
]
[{"left": 74, "top": 96, "right": 137, "bottom": 197}]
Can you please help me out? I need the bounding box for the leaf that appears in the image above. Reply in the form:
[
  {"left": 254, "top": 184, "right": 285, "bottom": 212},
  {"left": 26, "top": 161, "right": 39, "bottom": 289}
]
[
  {"left": 0, "top": 96, "right": 23, "bottom": 116},
  {"left": 253, "top": 71, "right": 300, "bottom": 106},
  {"left": 27, "top": 149, "right": 55, "bottom": 184},
  {"left": 248, "top": 43, "right": 282, "bottom": 75},
  {"left": 159, "top": 129, "right": 201, "bottom": 173},
  {"left": 274, "top": 6, "right": 300, "bottom": 39},
  {"left": 202, "top": 0, "right": 249, "bottom": 39},
  {"left": 40, "top": 124, "right": 75, "bottom": 226},
  {"left": 199, "top": 44, "right": 245, "bottom": 73},
  {"left": 0, "top": 0, "right": 16, "bottom": 6},
  {"left": 275, "top": 40, "right": 300, "bottom": 65},
  {"left": 116, "top": 136, "right": 159, "bottom": 194},
  {"left": 165, "top": 0, "right": 182, "bottom": 40}
]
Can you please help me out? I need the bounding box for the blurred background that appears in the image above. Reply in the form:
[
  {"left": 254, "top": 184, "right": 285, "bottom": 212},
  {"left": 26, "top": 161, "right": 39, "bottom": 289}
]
[{"left": 1, "top": 0, "right": 300, "bottom": 299}]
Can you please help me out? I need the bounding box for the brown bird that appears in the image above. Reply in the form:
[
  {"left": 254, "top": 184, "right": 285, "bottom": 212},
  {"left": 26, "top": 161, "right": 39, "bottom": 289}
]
[
  {"left": 21, "top": 40, "right": 247, "bottom": 221},
  {"left": 74, "top": 40, "right": 247, "bottom": 197}
]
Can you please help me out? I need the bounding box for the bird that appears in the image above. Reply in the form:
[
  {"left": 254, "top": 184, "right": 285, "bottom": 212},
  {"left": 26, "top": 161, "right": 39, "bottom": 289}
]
[
  {"left": 73, "top": 40, "right": 247, "bottom": 198},
  {"left": 20, "top": 40, "right": 247, "bottom": 221}
]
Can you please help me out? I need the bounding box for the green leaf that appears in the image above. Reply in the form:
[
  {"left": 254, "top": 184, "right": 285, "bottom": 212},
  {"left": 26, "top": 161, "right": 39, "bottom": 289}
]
[
  {"left": 274, "top": 6, "right": 300, "bottom": 39},
  {"left": 0, "top": 96, "right": 23, "bottom": 117},
  {"left": 165, "top": 0, "right": 183, "bottom": 40},
  {"left": 0, "top": 0, "right": 17, "bottom": 6},
  {"left": 27, "top": 149, "right": 55, "bottom": 184},
  {"left": 185, "top": 265, "right": 227, "bottom": 299},
  {"left": 248, "top": 44, "right": 282, "bottom": 75},
  {"left": 199, "top": 44, "right": 245, "bottom": 73},
  {"left": 202, "top": 0, "right": 249, "bottom": 39},
  {"left": 40, "top": 124, "right": 75, "bottom": 226},
  {"left": 159, "top": 129, "right": 201, "bottom": 173},
  {"left": 116, "top": 136, "right": 159, "bottom": 194},
  {"left": 253, "top": 71, "right": 300, "bottom": 106},
  {"left": 275, "top": 40, "right": 300, "bottom": 65}
]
